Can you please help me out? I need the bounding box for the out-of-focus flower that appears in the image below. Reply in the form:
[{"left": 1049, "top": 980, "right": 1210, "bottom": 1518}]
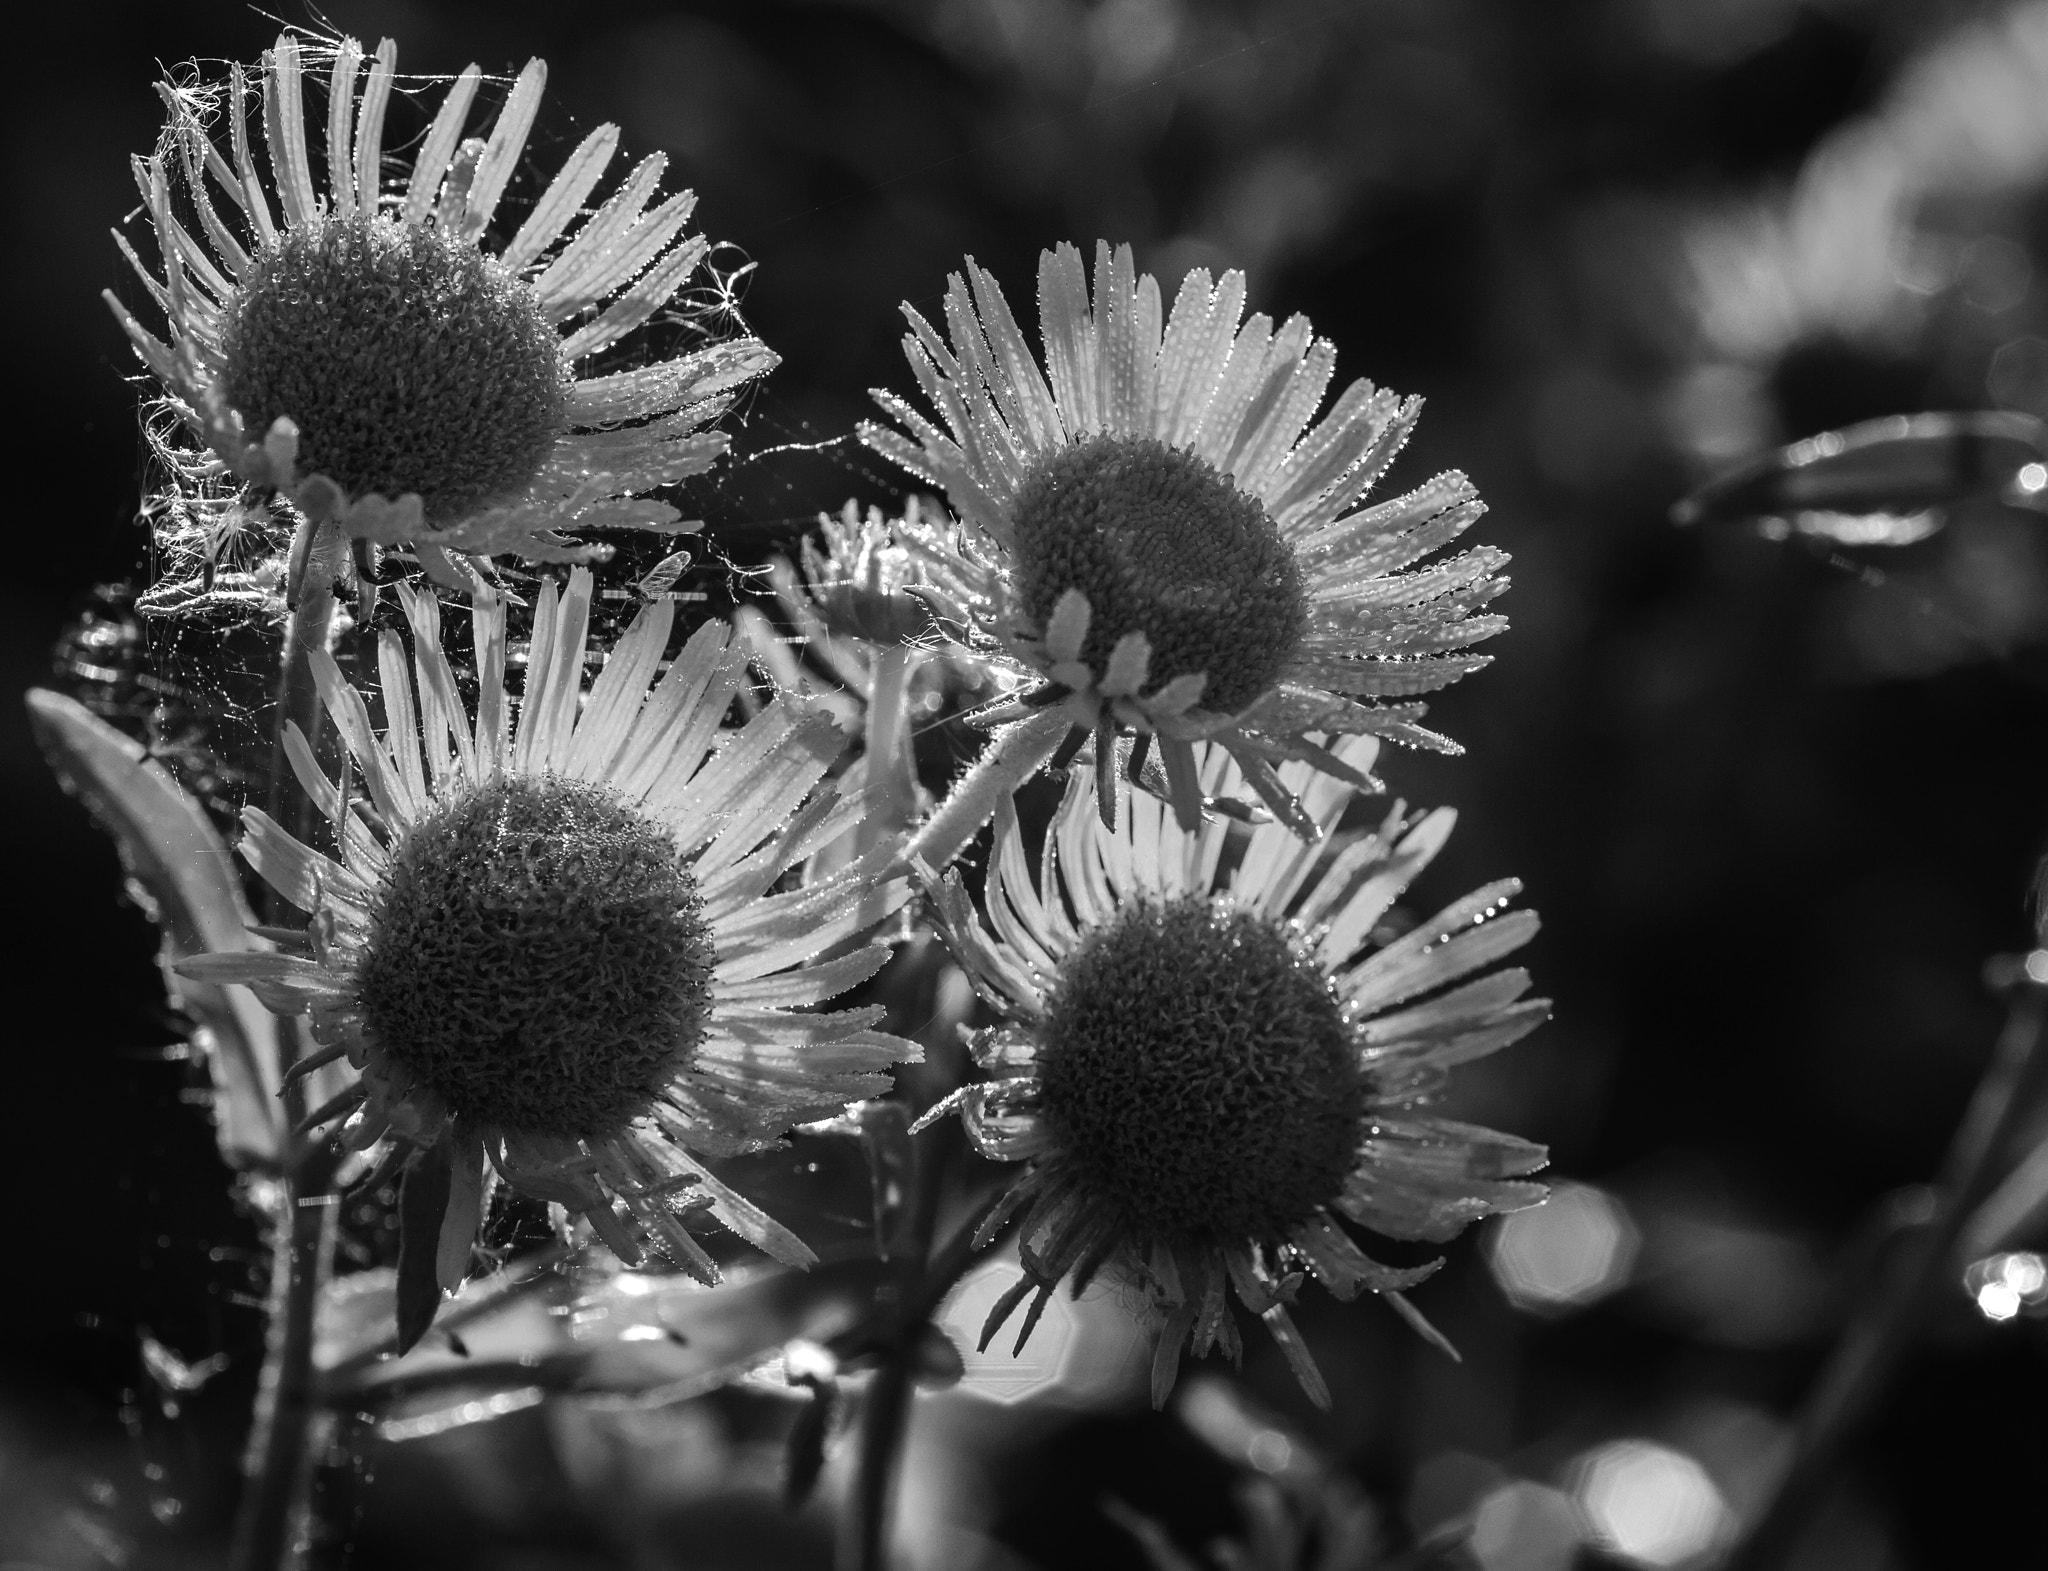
[
  {"left": 107, "top": 33, "right": 776, "bottom": 596},
  {"left": 179, "top": 567, "right": 914, "bottom": 1341},
  {"left": 793, "top": 497, "right": 978, "bottom": 649},
  {"left": 916, "top": 739, "right": 1548, "bottom": 1406},
  {"left": 1681, "top": 3, "right": 2048, "bottom": 364},
  {"left": 862, "top": 240, "right": 1509, "bottom": 837}
]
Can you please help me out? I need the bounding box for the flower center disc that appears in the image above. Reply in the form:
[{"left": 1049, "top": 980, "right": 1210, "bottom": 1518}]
[
  {"left": 1009, "top": 435, "right": 1308, "bottom": 714},
  {"left": 1036, "top": 897, "right": 1364, "bottom": 1244},
  {"left": 355, "top": 776, "right": 713, "bottom": 1137},
  {"left": 220, "top": 215, "right": 566, "bottom": 522}
]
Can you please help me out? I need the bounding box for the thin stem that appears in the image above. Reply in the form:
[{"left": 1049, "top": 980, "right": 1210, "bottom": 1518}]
[
  {"left": 230, "top": 1167, "right": 338, "bottom": 1571},
  {"left": 263, "top": 521, "right": 340, "bottom": 951},
  {"left": 835, "top": 1177, "right": 1020, "bottom": 1571},
  {"left": 839, "top": 1131, "right": 944, "bottom": 1571},
  {"left": 1724, "top": 979, "right": 2048, "bottom": 1571},
  {"left": 232, "top": 522, "right": 345, "bottom": 1570},
  {"left": 899, "top": 708, "right": 1069, "bottom": 875},
  {"left": 857, "top": 647, "right": 920, "bottom": 864},
  {"left": 844, "top": 1344, "right": 914, "bottom": 1571}
]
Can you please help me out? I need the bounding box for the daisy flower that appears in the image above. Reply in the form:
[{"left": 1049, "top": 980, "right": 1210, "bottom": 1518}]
[
  {"left": 917, "top": 737, "right": 1548, "bottom": 1407},
  {"left": 179, "top": 567, "right": 915, "bottom": 1343},
  {"left": 862, "top": 240, "right": 1508, "bottom": 839},
  {"left": 107, "top": 33, "right": 776, "bottom": 591}
]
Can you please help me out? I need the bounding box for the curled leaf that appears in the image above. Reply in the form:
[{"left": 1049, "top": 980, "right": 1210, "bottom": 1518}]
[
  {"left": 1672, "top": 409, "right": 2048, "bottom": 543},
  {"left": 27, "top": 688, "right": 283, "bottom": 1167},
  {"left": 396, "top": 1143, "right": 454, "bottom": 1354}
]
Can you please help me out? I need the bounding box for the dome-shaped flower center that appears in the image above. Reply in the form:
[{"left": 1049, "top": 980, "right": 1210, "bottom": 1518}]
[
  {"left": 1036, "top": 897, "right": 1364, "bottom": 1244},
  {"left": 355, "top": 775, "right": 713, "bottom": 1137},
  {"left": 220, "top": 215, "right": 566, "bottom": 522},
  {"left": 1008, "top": 435, "right": 1308, "bottom": 715}
]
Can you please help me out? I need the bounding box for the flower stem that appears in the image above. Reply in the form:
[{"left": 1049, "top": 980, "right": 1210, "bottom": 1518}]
[
  {"left": 857, "top": 647, "right": 920, "bottom": 864},
  {"left": 899, "top": 708, "right": 1069, "bottom": 875},
  {"left": 230, "top": 1162, "right": 338, "bottom": 1571},
  {"left": 233, "top": 520, "right": 346, "bottom": 1570},
  {"left": 835, "top": 1114, "right": 1032, "bottom": 1571},
  {"left": 1724, "top": 974, "right": 2048, "bottom": 1571},
  {"left": 843, "top": 1344, "right": 915, "bottom": 1571},
  {"left": 839, "top": 1128, "right": 944, "bottom": 1571},
  {"left": 264, "top": 520, "right": 341, "bottom": 932}
]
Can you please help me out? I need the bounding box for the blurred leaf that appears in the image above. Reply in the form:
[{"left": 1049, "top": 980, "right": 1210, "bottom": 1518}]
[
  {"left": 1963, "top": 1136, "right": 2048, "bottom": 1258},
  {"left": 909, "top": 1321, "right": 965, "bottom": 1389},
  {"left": 139, "top": 1333, "right": 230, "bottom": 1395},
  {"left": 327, "top": 1252, "right": 887, "bottom": 1413},
  {"left": 1672, "top": 410, "right": 2048, "bottom": 543},
  {"left": 26, "top": 687, "right": 283, "bottom": 1167},
  {"left": 702, "top": 1130, "right": 883, "bottom": 1258},
  {"left": 783, "top": 1378, "right": 838, "bottom": 1505},
  {"left": 860, "top": 1100, "right": 916, "bottom": 1261},
  {"left": 396, "top": 1144, "right": 453, "bottom": 1354}
]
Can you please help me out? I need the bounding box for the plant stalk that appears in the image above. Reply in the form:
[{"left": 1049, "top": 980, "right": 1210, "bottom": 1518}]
[
  {"left": 233, "top": 519, "right": 346, "bottom": 1570},
  {"left": 898, "top": 708, "right": 1069, "bottom": 875},
  {"left": 230, "top": 1171, "right": 338, "bottom": 1571},
  {"left": 839, "top": 1129, "right": 943, "bottom": 1571},
  {"left": 857, "top": 647, "right": 920, "bottom": 864},
  {"left": 263, "top": 520, "right": 341, "bottom": 941},
  {"left": 1724, "top": 977, "right": 2048, "bottom": 1571},
  {"left": 843, "top": 1341, "right": 915, "bottom": 1571}
]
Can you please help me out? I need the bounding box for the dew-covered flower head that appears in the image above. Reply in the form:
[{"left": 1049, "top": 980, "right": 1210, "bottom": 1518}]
[
  {"left": 862, "top": 240, "right": 1511, "bottom": 837},
  {"left": 108, "top": 33, "right": 777, "bottom": 598},
  {"left": 920, "top": 738, "right": 1548, "bottom": 1407},
  {"left": 181, "top": 568, "right": 916, "bottom": 1337}
]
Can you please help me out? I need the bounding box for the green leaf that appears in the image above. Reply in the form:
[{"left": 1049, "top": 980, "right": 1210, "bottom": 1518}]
[
  {"left": 860, "top": 1101, "right": 916, "bottom": 1261},
  {"left": 783, "top": 1379, "right": 838, "bottom": 1505},
  {"left": 396, "top": 1143, "right": 454, "bottom": 1353},
  {"left": 1671, "top": 409, "right": 2048, "bottom": 541},
  {"left": 326, "top": 1252, "right": 889, "bottom": 1408},
  {"left": 26, "top": 688, "right": 284, "bottom": 1167}
]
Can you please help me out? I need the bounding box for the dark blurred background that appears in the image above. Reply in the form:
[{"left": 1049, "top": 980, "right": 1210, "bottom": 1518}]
[{"left": 11, "top": 0, "right": 2048, "bottom": 1566}]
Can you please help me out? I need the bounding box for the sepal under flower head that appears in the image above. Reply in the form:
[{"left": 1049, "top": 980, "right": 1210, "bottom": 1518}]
[
  {"left": 179, "top": 567, "right": 917, "bottom": 1338},
  {"left": 862, "top": 240, "right": 1510, "bottom": 837},
  {"left": 109, "top": 34, "right": 777, "bottom": 595},
  {"left": 918, "top": 736, "right": 1548, "bottom": 1407}
]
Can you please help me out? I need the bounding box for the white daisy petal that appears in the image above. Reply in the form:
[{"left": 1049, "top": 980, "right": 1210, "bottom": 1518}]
[
  {"left": 534, "top": 152, "right": 667, "bottom": 309},
  {"left": 501, "top": 123, "right": 618, "bottom": 270},
  {"left": 565, "top": 597, "right": 674, "bottom": 781},
  {"left": 261, "top": 40, "right": 318, "bottom": 228},
  {"left": 461, "top": 58, "right": 546, "bottom": 241},
  {"left": 615, "top": 630, "right": 746, "bottom": 803},
  {"left": 375, "top": 630, "right": 428, "bottom": 820},
  {"left": 402, "top": 64, "right": 481, "bottom": 224},
  {"left": 325, "top": 40, "right": 362, "bottom": 217},
  {"left": 1343, "top": 900, "right": 1541, "bottom": 1016},
  {"left": 352, "top": 40, "right": 397, "bottom": 216}
]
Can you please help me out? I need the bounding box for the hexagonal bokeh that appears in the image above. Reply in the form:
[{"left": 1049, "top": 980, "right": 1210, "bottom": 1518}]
[{"left": 939, "top": 1257, "right": 1080, "bottom": 1405}]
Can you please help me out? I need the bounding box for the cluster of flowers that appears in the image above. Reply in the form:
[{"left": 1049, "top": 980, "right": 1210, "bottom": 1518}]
[{"left": 117, "top": 34, "right": 1548, "bottom": 1407}]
